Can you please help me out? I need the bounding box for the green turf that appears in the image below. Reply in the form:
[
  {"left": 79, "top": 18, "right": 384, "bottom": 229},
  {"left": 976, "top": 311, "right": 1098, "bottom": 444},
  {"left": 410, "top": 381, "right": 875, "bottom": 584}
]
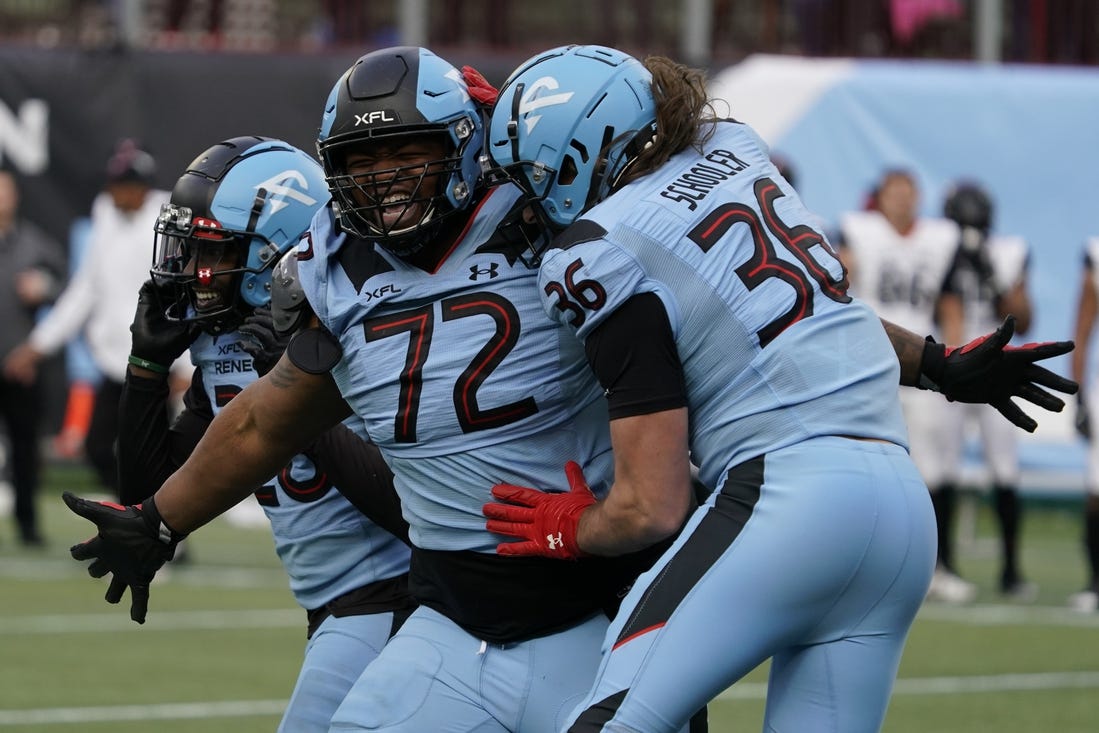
[{"left": 1, "top": 463, "right": 1096, "bottom": 731}]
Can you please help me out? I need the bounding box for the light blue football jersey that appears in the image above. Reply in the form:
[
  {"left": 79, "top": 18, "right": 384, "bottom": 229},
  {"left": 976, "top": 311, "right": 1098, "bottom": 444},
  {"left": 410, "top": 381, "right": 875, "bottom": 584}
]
[
  {"left": 537, "top": 121, "right": 909, "bottom": 492},
  {"left": 189, "top": 330, "right": 410, "bottom": 611},
  {"left": 297, "top": 184, "right": 615, "bottom": 552}
]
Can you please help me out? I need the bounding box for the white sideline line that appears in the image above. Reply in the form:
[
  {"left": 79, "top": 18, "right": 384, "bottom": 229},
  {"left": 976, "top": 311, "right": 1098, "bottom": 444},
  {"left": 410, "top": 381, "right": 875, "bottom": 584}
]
[
  {"left": 2, "top": 609, "right": 301, "bottom": 634},
  {"left": 0, "top": 700, "right": 287, "bottom": 725},
  {"left": 917, "top": 603, "right": 1099, "bottom": 627},
  {"left": 3, "top": 672, "right": 1098, "bottom": 725},
  {"left": 0, "top": 557, "right": 289, "bottom": 588},
  {"left": 717, "top": 670, "right": 1099, "bottom": 700}
]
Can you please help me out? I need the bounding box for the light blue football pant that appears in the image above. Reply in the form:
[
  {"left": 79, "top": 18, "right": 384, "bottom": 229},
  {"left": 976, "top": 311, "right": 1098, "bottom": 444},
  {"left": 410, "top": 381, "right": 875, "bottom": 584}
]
[
  {"left": 566, "top": 436, "right": 937, "bottom": 733},
  {"left": 277, "top": 611, "right": 396, "bottom": 733},
  {"left": 328, "top": 605, "right": 610, "bottom": 733}
]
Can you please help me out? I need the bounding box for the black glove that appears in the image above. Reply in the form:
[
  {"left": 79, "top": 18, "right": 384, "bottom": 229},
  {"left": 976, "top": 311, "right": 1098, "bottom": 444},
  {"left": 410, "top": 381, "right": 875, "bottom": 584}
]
[
  {"left": 238, "top": 306, "right": 291, "bottom": 377},
  {"left": 64, "top": 492, "right": 187, "bottom": 624},
  {"left": 919, "top": 315, "right": 1078, "bottom": 433},
  {"left": 130, "top": 280, "right": 198, "bottom": 371},
  {"left": 1077, "top": 392, "right": 1091, "bottom": 440}
]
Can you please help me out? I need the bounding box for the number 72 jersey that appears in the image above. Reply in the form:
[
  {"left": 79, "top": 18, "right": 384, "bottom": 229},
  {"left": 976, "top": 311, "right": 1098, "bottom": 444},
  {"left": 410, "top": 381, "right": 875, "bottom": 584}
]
[
  {"left": 537, "top": 120, "right": 909, "bottom": 492},
  {"left": 297, "top": 185, "right": 614, "bottom": 552}
]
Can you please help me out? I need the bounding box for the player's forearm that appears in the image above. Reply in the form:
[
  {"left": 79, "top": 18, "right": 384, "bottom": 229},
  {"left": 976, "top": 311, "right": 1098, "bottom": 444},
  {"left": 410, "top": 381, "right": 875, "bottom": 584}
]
[
  {"left": 153, "top": 364, "right": 332, "bottom": 533},
  {"left": 578, "top": 410, "right": 692, "bottom": 556},
  {"left": 1073, "top": 281, "right": 1097, "bottom": 386},
  {"left": 577, "top": 492, "right": 685, "bottom": 556},
  {"left": 117, "top": 372, "right": 184, "bottom": 505},
  {"left": 882, "top": 318, "right": 926, "bottom": 386}
]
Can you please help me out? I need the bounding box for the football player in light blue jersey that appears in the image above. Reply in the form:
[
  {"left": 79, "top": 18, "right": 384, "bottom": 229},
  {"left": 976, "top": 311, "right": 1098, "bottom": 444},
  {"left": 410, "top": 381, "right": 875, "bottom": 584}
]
[
  {"left": 483, "top": 46, "right": 1078, "bottom": 733},
  {"left": 61, "top": 50, "right": 698, "bottom": 733},
  {"left": 66, "top": 136, "right": 413, "bottom": 733}
]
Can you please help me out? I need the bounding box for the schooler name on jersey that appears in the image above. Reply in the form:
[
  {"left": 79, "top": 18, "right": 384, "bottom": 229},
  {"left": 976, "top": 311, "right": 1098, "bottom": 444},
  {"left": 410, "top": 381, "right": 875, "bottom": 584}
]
[{"left": 659, "top": 149, "right": 752, "bottom": 210}]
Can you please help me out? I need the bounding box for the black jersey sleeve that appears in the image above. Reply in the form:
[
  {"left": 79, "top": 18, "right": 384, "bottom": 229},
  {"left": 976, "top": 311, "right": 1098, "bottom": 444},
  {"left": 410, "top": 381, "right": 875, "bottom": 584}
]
[
  {"left": 306, "top": 424, "right": 410, "bottom": 545},
  {"left": 117, "top": 369, "right": 211, "bottom": 505},
  {"left": 584, "top": 292, "right": 688, "bottom": 420}
]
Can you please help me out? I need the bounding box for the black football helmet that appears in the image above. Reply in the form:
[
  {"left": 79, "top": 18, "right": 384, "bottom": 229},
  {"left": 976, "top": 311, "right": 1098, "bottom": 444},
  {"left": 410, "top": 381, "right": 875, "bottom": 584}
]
[
  {"left": 943, "top": 181, "right": 993, "bottom": 232},
  {"left": 316, "top": 46, "right": 484, "bottom": 258},
  {"left": 150, "top": 136, "right": 329, "bottom": 334}
]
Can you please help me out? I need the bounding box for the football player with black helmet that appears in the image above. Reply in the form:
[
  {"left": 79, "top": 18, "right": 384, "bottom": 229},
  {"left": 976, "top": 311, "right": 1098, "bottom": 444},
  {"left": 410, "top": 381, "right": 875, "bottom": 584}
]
[
  {"left": 65, "top": 136, "right": 413, "bottom": 733},
  {"left": 941, "top": 180, "right": 1037, "bottom": 599},
  {"left": 63, "top": 49, "right": 689, "bottom": 733}
]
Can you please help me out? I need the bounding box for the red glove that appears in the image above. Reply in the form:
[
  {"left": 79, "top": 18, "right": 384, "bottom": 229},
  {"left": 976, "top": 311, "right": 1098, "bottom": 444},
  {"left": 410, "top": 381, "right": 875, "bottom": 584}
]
[
  {"left": 484, "top": 461, "right": 595, "bottom": 559},
  {"left": 461, "top": 65, "right": 499, "bottom": 106}
]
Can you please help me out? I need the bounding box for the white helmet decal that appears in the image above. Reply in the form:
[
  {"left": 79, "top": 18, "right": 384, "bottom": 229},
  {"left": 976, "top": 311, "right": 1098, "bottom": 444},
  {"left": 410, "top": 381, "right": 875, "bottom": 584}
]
[
  {"left": 256, "top": 170, "right": 318, "bottom": 214},
  {"left": 518, "top": 76, "right": 574, "bottom": 134}
]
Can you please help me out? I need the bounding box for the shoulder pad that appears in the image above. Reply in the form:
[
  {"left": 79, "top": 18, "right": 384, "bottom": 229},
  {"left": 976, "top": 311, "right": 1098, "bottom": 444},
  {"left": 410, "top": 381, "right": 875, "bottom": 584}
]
[{"left": 270, "top": 248, "right": 310, "bottom": 335}]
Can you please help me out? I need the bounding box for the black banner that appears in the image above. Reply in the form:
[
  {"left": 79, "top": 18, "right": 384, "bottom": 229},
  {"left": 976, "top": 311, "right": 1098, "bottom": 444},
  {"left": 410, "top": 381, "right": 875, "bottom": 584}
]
[{"left": 0, "top": 47, "right": 514, "bottom": 245}]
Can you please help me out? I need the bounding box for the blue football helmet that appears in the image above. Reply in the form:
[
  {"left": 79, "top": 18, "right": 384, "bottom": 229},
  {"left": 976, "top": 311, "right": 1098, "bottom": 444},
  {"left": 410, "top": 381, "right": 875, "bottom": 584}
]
[
  {"left": 316, "top": 46, "right": 484, "bottom": 257},
  {"left": 488, "top": 45, "right": 656, "bottom": 239},
  {"left": 150, "top": 136, "right": 330, "bottom": 333}
]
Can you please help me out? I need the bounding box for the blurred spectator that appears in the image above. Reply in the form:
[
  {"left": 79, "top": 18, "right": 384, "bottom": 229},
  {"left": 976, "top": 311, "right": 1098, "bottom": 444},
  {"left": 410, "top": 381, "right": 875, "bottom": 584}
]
[
  {"left": 1070, "top": 234, "right": 1099, "bottom": 612},
  {"left": 162, "top": 0, "right": 224, "bottom": 48},
  {"left": 2, "top": 141, "right": 171, "bottom": 496},
  {"left": 941, "top": 180, "right": 1036, "bottom": 600},
  {"left": 321, "top": 0, "right": 374, "bottom": 47},
  {"left": 888, "top": 0, "right": 964, "bottom": 55},
  {"left": 837, "top": 168, "right": 974, "bottom": 603},
  {"left": 598, "top": 0, "right": 656, "bottom": 52},
  {"left": 1011, "top": 0, "right": 1098, "bottom": 64},
  {"left": 0, "top": 169, "right": 67, "bottom": 546},
  {"left": 435, "top": 0, "right": 510, "bottom": 49}
]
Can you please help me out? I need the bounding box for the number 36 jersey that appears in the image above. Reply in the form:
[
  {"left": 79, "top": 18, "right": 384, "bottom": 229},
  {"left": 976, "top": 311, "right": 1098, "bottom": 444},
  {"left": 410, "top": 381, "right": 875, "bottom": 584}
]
[
  {"left": 538, "top": 121, "right": 909, "bottom": 492},
  {"left": 298, "top": 184, "right": 614, "bottom": 552}
]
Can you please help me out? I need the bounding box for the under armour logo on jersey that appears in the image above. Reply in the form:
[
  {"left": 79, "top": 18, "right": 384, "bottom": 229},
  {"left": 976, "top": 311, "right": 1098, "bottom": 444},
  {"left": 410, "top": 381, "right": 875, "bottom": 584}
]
[
  {"left": 469, "top": 263, "right": 499, "bottom": 281},
  {"left": 546, "top": 532, "right": 564, "bottom": 551},
  {"left": 354, "top": 110, "right": 396, "bottom": 126},
  {"left": 518, "top": 76, "right": 574, "bottom": 134},
  {"left": 255, "top": 170, "right": 318, "bottom": 215}
]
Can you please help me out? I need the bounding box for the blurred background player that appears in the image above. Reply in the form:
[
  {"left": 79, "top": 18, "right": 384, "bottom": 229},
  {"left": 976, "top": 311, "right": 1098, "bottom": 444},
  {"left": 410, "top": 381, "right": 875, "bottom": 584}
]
[
  {"left": 0, "top": 169, "right": 67, "bottom": 546},
  {"left": 3, "top": 140, "right": 173, "bottom": 496},
  {"left": 941, "top": 180, "right": 1036, "bottom": 600},
  {"left": 838, "top": 168, "right": 976, "bottom": 603},
  {"left": 107, "top": 135, "right": 414, "bottom": 731},
  {"left": 1070, "top": 233, "right": 1099, "bottom": 612}
]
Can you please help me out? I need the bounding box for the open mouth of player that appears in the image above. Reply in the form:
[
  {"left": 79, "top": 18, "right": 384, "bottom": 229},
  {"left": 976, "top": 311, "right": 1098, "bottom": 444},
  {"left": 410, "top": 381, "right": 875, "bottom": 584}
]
[
  {"left": 193, "top": 288, "right": 225, "bottom": 312},
  {"left": 378, "top": 192, "right": 422, "bottom": 229}
]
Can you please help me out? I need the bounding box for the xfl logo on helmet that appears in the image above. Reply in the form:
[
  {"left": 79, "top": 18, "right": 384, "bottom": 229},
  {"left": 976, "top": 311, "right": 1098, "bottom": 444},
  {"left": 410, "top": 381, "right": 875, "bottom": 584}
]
[{"left": 354, "top": 110, "right": 396, "bottom": 126}]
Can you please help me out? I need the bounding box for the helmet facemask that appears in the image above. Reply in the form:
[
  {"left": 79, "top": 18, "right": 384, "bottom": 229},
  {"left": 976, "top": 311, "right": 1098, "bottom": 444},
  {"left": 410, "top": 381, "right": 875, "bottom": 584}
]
[
  {"left": 151, "top": 202, "right": 271, "bottom": 334},
  {"left": 324, "top": 131, "right": 470, "bottom": 257},
  {"left": 316, "top": 47, "right": 486, "bottom": 261}
]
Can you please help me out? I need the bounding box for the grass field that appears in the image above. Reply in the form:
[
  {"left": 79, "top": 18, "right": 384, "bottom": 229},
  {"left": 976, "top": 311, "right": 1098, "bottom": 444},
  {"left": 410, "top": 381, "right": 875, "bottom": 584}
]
[{"left": 2, "top": 461, "right": 1098, "bottom": 732}]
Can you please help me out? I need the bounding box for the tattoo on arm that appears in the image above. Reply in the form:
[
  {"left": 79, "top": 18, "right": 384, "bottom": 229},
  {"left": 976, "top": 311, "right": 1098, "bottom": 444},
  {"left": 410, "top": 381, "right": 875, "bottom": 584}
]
[{"left": 266, "top": 360, "right": 298, "bottom": 390}]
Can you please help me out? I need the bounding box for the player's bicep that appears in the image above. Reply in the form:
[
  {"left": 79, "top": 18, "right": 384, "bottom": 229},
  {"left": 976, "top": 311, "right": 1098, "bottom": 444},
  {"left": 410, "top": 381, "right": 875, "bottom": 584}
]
[
  {"left": 253, "top": 356, "right": 352, "bottom": 447},
  {"left": 584, "top": 292, "right": 687, "bottom": 419}
]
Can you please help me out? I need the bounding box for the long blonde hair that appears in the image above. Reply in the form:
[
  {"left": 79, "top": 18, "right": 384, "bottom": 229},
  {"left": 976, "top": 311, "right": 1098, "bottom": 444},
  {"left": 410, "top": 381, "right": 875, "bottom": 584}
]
[{"left": 616, "top": 56, "right": 716, "bottom": 188}]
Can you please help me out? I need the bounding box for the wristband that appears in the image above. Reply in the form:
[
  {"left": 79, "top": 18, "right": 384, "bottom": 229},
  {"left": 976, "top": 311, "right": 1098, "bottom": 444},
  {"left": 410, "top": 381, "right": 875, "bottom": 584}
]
[{"left": 128, "top": 354, "right": 170, "bottom": 374}]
